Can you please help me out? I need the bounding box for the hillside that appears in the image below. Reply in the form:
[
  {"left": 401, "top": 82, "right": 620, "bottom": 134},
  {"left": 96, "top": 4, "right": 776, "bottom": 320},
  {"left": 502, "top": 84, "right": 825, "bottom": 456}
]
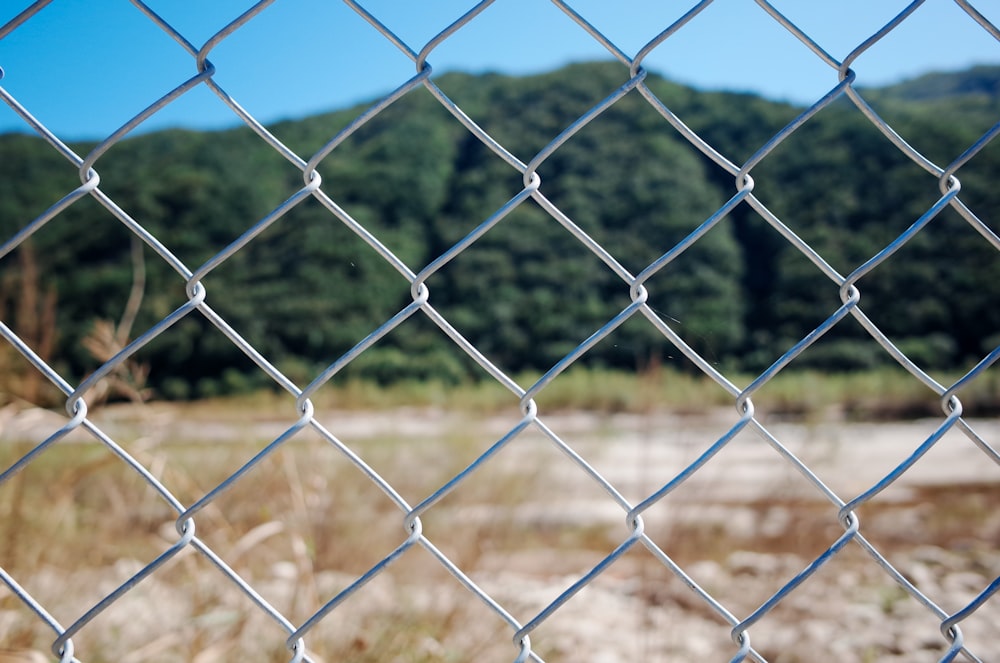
[
  {"left": 868, "top": 64, "right": 1000, "bottom": 102},
  {"left": 1, "top": 62, "right": 998, "bottom": 401}
]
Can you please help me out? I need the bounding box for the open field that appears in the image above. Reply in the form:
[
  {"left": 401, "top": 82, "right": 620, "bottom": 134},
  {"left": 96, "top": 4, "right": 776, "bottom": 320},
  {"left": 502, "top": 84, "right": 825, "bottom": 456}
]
[{"left": 0, "top": 401, "right": 998, "bottom": 661}]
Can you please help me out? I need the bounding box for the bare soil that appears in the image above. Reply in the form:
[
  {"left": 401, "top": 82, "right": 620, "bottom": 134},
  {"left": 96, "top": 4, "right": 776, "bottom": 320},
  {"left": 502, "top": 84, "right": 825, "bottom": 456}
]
[{"left": 0, "top": 404, "right": 997, "bottom": 661}]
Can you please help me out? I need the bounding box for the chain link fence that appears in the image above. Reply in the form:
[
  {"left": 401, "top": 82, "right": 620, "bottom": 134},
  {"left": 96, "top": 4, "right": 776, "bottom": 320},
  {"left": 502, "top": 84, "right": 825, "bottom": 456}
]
[{"left": 1, "top": 1, "right": 999, "bottom": 661}]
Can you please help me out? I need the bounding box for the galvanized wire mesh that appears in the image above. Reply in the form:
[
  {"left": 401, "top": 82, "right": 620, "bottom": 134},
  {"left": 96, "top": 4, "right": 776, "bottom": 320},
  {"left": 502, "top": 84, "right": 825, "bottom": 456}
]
[{"left": 1, "top": 1, "right": 999, "bottom": 661}]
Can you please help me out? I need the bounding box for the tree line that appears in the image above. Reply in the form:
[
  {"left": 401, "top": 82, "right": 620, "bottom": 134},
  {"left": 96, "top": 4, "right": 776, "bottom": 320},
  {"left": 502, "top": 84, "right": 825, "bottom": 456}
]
[{"left": 1, "top": 61, "right": 998, "bottom": 401}]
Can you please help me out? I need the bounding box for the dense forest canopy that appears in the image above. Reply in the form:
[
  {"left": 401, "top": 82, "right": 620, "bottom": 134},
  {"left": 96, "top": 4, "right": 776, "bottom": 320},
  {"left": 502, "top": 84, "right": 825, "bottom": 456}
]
[{"left": 1, "top": 61, "right": 998, "bottom": 401}]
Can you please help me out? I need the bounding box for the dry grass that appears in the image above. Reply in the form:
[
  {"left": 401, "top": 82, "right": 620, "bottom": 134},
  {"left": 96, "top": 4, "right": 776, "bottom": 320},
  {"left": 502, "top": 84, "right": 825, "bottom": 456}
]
[
  {"left": 0, "top": 409, "right": 566, "bottom": 661},
  {"left": 157, "top": 365, "right": 1000, "bottom": 423},
  {"left": 0, "top": 402, "right": 997, "bottom": 661}
]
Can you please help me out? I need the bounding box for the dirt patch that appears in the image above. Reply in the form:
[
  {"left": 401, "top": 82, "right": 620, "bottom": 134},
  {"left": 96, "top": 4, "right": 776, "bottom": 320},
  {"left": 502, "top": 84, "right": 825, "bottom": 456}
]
[{"left": 0, "top": 404, "right": 997, "bottom": 661}]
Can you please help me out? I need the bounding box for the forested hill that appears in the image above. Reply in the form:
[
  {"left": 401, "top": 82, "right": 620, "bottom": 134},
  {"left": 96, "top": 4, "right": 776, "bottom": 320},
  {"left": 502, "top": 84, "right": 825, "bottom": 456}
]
[
  {"left": 865, "top": 65, "right": 1000, "bottom": 102},
  {"left": 2, "top": 62, "right": 999, "bottom": 400}
]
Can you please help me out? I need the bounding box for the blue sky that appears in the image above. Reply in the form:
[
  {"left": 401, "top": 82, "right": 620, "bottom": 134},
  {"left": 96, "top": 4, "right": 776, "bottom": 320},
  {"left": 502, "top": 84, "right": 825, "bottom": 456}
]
[{"left": 0, "top": 0, "right": 997, "bottom": 140}]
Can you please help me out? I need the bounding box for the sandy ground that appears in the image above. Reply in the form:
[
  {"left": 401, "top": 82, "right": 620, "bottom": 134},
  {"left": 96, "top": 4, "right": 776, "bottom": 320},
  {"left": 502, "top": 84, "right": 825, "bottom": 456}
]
[
  {"left": 1, "top": 404, "right": 998, "bottom": 661},
  {"left": 9, "top": 403, "right": 996, "bottom": 491}
]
